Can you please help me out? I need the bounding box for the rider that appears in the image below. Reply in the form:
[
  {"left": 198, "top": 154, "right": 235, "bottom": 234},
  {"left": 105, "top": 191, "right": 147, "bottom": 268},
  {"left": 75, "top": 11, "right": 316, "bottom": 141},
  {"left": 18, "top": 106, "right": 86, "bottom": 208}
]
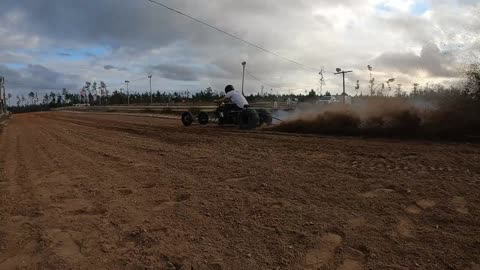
[{"left": 217, "top": 84, "right": 249, "bottom": 110}]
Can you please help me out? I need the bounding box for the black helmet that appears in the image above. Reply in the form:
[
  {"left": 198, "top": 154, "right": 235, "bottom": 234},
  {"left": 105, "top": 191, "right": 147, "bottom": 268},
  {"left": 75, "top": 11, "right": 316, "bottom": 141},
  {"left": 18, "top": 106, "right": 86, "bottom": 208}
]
[{"left": 225, "top": 85, "right": 235, "bottom": 93}]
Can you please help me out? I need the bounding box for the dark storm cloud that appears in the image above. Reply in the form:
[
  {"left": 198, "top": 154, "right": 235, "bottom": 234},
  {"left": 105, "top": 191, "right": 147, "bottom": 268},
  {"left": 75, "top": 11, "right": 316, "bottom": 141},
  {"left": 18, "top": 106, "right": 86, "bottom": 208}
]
[
  {"left": 0, "top": 0, "right": 325, "bottom": 52},
  {"left": 0, "top": 0, "right": 303, "bottom": 82},
  {"left": 104, "top": 65, "right": 128, "bottom": 71},
  {"left": 374, "top": 43, "right": 458, "bottom": 77},
  {"left": 0, "top": 0, "right": 197, "bottom": 49},
  {"left": 0, "top": 64, "right": 81, "bottom": 90},
  {"left": 150, "top": 64, "right": 200, "bottom": 81}
]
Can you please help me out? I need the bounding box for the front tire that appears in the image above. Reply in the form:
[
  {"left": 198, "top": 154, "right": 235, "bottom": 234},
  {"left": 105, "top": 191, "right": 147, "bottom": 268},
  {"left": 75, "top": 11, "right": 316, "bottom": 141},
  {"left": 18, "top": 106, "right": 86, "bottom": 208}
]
[{"left": 181, "top": 112, "right": 194, "bottom": 126}]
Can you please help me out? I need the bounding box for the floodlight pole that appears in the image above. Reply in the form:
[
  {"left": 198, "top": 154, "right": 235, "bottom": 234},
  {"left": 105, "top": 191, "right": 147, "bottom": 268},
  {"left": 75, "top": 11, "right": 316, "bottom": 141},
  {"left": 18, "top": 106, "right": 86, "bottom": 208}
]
[
  {"left": 148, "top": 75, "right": 153, "bottom": 105},
  {"left": 334, "top": 69, "right": 353, "bottom": 104},
  {"left": 319, "top": 69, "right": 324, "bottom": 95},
  {"left": 125, "top": 80, "right": 130, "bottom": 106},
  {"left": 241, "top": 61, "right": 246, "bottom": 96},
  {"left": 0, "top": 76, "right": 5, "bottom": 113},
  {"left": 0, "top": 77, "right": 4, "bottom": 113}
]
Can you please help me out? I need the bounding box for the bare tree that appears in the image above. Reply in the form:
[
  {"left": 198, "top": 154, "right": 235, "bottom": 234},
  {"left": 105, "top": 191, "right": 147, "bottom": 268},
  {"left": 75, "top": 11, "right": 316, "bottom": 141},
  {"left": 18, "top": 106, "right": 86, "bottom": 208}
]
[
  {"left": 92, "top": 81, "right": 98, "bottom": 103},
  {"left": 368, "top": 65, "right": 375, "bottom": 96},
  {"left": 355, "top": 80, "right": 360, "bottom": 96},
  {"left": 385, "top": 78, "right": 395, "bottom": 96},
  {"left": 43, "top": 93, "right": 49, "bottom": 104},
  {"left": 412, "top": 83, "right": 420, "bottom": 96},
  {"left": 378, "top": 83, "right": 385, "bottom": 96},
  {"left": 395, "top": 84, "right": 403, "bottom": 97},
  {"left": 465, "top": 63, "right": 480, "bottom": 98},
  {"left": 49, "top": 92, "right": 56, "bottom": 104},
  {"left": 28, "top": 91, "right": 35, "bottom": 105}
]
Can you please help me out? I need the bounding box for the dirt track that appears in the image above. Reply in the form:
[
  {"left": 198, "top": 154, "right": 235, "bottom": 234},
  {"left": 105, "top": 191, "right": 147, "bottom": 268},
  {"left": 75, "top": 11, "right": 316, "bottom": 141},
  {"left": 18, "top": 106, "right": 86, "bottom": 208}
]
[{"left": 0, "top": 111, "right": 479, "bottom": 270}]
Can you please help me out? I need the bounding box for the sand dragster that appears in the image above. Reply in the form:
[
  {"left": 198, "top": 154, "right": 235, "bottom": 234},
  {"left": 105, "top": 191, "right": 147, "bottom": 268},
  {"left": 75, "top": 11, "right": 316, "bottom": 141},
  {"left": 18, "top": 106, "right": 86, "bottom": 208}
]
[{"left": 181, "top": 102, "right": 273, "bottom": 129}]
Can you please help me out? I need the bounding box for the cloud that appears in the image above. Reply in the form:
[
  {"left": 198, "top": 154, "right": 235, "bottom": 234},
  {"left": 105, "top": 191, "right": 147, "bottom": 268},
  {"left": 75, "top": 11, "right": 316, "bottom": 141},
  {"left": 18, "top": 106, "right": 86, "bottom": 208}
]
[
  {"left": 373, "top": 43, "right": 459, "bottom": 77},
  {"left": 103, "top": 65, "right": 115, "bottom": 70},
  {"left": 103, "top": 64, "right": 128, "bottom": 71},
  {"left": 0, "top": 51, "right": 32, "bottom": 63},
  {"left": 0, "top": 64, "right": 81, "bottom": 91},
  {"left": 150, "top": 63, "right": 201, "bottom": 81}
]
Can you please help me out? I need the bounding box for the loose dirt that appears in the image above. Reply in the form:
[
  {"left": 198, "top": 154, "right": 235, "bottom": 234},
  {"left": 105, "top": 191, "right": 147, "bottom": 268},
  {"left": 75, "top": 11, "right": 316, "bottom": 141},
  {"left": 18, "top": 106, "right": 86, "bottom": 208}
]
[{"left": 0, "top": 111, "right": 479, "bottom": 269}]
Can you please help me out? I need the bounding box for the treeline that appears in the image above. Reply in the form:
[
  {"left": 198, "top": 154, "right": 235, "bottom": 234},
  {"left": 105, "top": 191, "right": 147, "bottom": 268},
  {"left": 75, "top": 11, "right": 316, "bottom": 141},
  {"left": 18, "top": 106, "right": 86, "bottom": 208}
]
[
  {"left": 8, "top": 63, "right": 480, "bottom": 113},
  {"left": 9, "top": 86, "right": 319, "bottom": 112}
]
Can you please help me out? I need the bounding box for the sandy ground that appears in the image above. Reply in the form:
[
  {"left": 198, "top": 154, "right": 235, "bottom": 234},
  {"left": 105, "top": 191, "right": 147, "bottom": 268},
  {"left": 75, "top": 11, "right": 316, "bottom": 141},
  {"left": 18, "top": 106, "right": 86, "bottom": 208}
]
[{"left": 0, "top": 111, "right": 479, "bottom": 270}]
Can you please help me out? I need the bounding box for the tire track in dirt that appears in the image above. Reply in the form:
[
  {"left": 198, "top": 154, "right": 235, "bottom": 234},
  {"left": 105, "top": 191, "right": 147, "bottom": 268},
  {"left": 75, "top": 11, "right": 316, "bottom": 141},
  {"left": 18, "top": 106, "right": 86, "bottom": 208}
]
[
  {"left": 40, "top": 115, "right": 182, "bottom": 165},
  {"left": 34, "top": 114, "right": 195, "bottom": 192},
  {"left": 0, "top": 118, "right": 46, "bottom": 269},
  {"left": 30, "top": 114, "right": 220, "bottom": 268},
  {"left": 40, "top": 113, "right": 203, "bottom": 148},
  {"left": 0, "top": 115, "right": 116, "bottom": 268},
  {"left": 43, "top": 112, "right": 355, "bottom": 147},
  {"left": 0, "top": 115, "right": 142, "bottom": 268},
  {"left": 32, "top": 126, "right": 125, "bottom": 268},
  {"left": 29, "top": 115, "right": 182, "bottom": 268},
  {"left": 36, "top": 114, "right": 334, "bottom": 268},
  {"left": 34, "top": 114, "right": 292, "bottom": 268}
]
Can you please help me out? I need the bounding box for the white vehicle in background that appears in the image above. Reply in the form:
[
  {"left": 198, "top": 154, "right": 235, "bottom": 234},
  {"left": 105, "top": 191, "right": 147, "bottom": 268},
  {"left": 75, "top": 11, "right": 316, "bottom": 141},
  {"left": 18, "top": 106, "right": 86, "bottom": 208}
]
[
  {"left": 316, "top": 96, "right": 338, "bottom": 105},
  {"left": 286, "top": 97, "right": 298, "bottom": 109}
]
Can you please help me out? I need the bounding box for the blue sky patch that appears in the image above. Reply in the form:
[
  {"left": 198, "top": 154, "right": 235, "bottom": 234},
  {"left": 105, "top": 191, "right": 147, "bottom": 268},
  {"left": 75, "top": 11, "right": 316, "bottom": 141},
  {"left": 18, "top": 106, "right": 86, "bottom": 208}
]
[
  {"left": 410, "top": 1, "right": 430, "bottom": 16},
  {"left": 55, "top": 46, "right": 110, "bottom": 60},
  {"left": 375, "top": 3, "right": 391, "bottom": 13},
  {"left": 375, "top": 1, "right": 431, "bottom": 16},
  {"left": 5, "top": 63, "right": 25, "bottom": 69}
]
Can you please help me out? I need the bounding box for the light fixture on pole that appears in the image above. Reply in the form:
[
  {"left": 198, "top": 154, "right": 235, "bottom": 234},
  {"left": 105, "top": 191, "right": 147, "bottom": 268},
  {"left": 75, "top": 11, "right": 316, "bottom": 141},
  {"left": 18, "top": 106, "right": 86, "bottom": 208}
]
[
  {"left": 334, "top": 68, "right": 353, "bottom": 104},
  {"left": 125, "top": 80, "right": 130, "bottom": 105},
  {"left": 148, "top": 75, "right": 153, "bottom": 105},
  {"left": 241, "top": 61, "right": 246, "bottom": 96}
]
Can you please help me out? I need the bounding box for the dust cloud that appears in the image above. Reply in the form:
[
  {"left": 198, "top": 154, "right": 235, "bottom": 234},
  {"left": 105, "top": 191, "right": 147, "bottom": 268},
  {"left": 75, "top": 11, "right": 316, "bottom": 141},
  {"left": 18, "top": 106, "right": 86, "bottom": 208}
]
[{"left": 270, "top": 97, "right": 480, "bottom": 139}]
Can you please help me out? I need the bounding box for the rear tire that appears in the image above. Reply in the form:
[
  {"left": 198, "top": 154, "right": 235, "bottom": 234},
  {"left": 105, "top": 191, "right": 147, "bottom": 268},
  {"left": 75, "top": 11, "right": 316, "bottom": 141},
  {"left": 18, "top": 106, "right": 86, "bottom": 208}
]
[
  {"left": 238, "top": 109, "right": 259, "bottom": 130},
  {"left": 238, "top": 112, "right": 248, "bottom": 130},
  {"left": 181, "top": 112, "right": 194, "bottom": 126},
  {"left": 198, "top": 112, "right": 209, "bottom": 125}
]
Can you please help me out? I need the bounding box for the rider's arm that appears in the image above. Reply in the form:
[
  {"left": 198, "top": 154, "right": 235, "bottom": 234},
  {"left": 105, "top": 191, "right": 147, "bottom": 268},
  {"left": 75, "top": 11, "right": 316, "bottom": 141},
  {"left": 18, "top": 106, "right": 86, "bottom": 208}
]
[{"left": 215, "top": 96, "right": 230, "bottom": 103}]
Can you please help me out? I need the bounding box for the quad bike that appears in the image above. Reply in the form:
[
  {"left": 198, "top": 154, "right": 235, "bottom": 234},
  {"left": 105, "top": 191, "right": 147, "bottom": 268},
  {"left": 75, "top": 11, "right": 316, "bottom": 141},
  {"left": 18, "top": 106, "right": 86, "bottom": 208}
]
[{"left": 181, "top": 102, "right": 272, "bottom": 130}]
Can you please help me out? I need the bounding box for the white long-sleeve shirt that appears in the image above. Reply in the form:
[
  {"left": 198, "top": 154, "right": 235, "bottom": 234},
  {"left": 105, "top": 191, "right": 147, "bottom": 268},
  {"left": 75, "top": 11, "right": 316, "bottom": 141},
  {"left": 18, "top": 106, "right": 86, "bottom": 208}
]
[{"left": 226, "top": 90, "right": 249, "bottom": 108}]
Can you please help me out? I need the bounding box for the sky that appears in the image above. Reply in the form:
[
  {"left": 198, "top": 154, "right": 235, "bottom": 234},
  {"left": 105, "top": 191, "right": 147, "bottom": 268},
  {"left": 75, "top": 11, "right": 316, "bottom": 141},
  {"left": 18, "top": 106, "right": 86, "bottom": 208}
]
[{"left": 0, "top": 0, "right": 479, "bottom": 98}]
